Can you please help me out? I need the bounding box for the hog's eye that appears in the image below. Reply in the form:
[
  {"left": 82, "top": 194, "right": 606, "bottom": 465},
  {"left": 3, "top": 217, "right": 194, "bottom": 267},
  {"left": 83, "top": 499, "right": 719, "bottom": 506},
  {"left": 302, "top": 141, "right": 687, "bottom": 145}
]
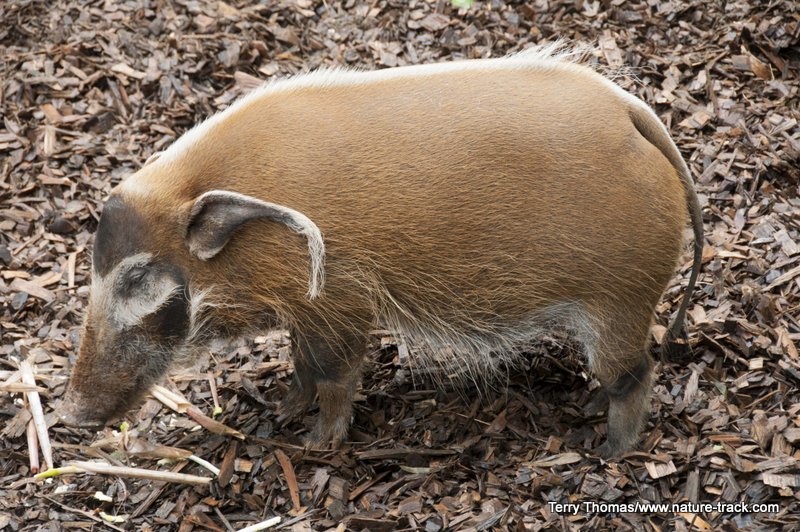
[{"left": 123, "top": 267, "right": 148, "bottom": 292}]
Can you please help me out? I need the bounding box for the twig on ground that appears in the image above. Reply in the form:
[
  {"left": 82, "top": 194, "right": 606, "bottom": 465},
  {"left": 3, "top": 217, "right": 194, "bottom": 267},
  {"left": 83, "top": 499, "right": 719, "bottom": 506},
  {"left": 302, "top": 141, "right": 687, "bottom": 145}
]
[
  {"left": 235, "top": 516, "right": 281, "bottom": 532},
  {"left": 20, "top": 359, "right": 53, "bottom": 470},
  {"left": 43, "top": 496, "right": 126, "bottom": 532},
  {"left": 208, "top": 372, "right": 223, "bottom": 417},
  {"left": 34, "top": 461, "right": 212, "bottom": 485},
  {"left": 26, "top": 402, "right": 40, "bottom": 473},
  {"left": 1, "top": 371, "right": 46, "bottom": 393},
  {"left": 151, "top": 384, "right": 245, "bottom": 439},
  {"left": 188, "top": 454, "right": 220, "bottom": 476},
  {"left": 214, "top": 507, "right": 236, "bottom": 532}
]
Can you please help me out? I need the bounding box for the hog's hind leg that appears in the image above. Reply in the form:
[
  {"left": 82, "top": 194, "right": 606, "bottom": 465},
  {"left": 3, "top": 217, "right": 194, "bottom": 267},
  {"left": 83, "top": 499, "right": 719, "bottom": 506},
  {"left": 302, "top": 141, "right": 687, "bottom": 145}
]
[
  {"left": 581, "top": 305, "right": 655, "bottom": 459},
  {"left": 594, "top": 350, "right": 653, "bottom": 458}
]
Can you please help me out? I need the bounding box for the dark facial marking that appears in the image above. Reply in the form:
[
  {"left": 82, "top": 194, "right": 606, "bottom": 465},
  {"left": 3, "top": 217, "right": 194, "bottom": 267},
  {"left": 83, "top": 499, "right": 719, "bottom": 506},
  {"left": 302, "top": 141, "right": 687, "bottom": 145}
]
[
  {"left": 142, "top": 264, "right": 190, "bottom": 342},
  {"left": 94, "top": 196, "right": 151, "bottom": 276}
]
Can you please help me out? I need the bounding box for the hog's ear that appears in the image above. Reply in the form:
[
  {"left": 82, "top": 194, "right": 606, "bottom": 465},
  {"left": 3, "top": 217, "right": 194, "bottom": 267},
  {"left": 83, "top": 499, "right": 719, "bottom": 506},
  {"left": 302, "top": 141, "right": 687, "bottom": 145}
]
[
  {"left": 142, "top": 151, "right": 162, "bottom": 167},
  {"left": 186, "top": 190, "right": 325, "bottom": 299}
]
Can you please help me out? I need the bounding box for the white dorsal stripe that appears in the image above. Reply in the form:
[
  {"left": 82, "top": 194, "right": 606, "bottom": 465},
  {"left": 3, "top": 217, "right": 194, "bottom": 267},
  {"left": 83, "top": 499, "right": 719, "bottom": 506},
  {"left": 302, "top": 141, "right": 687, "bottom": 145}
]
[{"left": 150, "top": 40, "right": 615, "bottom": 167}]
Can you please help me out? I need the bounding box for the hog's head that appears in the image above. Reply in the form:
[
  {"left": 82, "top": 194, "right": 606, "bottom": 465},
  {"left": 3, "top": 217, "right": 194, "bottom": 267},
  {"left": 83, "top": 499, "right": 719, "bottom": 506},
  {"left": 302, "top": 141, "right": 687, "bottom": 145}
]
[{"left": 59, "top": 187, "right": 324, "bottom": 429}]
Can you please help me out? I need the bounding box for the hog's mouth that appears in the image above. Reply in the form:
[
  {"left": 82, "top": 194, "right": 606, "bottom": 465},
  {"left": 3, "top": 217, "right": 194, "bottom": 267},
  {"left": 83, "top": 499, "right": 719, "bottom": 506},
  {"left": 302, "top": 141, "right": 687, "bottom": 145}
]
[
  {"left": 58, "top": 409, "right": 106, "bottom": 429},
  {"left": 57, "top": 388, "right": 138, "bottom": 430},
  {"left": 58, "top": 401, "right": 110, "bottom": 429}
]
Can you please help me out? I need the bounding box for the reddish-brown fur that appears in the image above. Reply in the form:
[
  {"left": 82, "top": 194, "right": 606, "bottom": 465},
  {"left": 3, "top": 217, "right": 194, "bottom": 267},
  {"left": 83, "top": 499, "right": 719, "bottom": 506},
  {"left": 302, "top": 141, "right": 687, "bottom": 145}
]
[{"left": 61, "top": 46, "right": 703, "bottom": 458}]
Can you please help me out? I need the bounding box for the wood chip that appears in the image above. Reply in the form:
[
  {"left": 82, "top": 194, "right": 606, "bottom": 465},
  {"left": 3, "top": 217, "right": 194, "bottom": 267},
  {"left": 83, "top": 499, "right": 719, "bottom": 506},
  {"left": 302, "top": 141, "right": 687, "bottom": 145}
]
[
  {"left": 645, "top": 460, "right": 677, "bottom": 479},
  {"left": 11, "top": 278, "right": 54, "bottom": 303},
  {"left": 528, "top": 453, "right": 583, "bottom": 468},
  {"left": 274, "top": 449, "right": 301, "bottom": 512}
]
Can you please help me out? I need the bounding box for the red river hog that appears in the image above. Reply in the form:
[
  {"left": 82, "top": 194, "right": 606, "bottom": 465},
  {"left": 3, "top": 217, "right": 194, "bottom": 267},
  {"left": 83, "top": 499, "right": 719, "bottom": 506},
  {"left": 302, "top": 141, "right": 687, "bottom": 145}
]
[{"left": 59, "top": 42, "right": 704, "bottom": 458}]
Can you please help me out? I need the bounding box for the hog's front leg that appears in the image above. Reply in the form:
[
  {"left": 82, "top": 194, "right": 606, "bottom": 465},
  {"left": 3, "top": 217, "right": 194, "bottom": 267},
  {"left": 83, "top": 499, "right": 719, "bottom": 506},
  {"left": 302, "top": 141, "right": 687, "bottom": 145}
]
[
  {"left": 277, "top": 352, "right": 318, "bottom": 420},
  {"left": 290, "top": 329, "right": 366, "bottom": 448}
]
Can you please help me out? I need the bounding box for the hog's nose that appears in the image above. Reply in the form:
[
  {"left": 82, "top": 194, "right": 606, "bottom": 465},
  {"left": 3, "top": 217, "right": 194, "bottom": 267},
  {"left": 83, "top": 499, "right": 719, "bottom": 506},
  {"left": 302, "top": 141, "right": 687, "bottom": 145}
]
[
  {"left": 59, "top": 411, "right": 103, "bottom": 429},
  {"left": 57, "top": 401, "right": 104, "bottom": 429}
]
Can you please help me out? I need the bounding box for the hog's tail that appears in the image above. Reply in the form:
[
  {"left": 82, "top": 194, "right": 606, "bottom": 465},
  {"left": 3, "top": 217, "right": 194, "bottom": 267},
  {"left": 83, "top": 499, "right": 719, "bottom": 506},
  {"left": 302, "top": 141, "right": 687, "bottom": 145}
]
[{"left": 626, "top": 102, "right": 705, "bottom": 351}]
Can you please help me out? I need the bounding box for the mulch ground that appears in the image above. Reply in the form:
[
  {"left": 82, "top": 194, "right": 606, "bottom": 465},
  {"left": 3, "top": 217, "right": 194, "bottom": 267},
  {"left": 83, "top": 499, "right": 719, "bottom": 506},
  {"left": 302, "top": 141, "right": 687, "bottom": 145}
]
[{"left": 1, "top": 0, "right": 799, "bottom": 530}]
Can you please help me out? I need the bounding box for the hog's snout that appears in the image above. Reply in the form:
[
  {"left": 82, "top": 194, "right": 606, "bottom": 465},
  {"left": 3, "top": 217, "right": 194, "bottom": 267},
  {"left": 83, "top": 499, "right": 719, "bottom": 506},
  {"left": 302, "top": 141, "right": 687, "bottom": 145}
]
[
  {"left": 57, "top": 393, "right": 113, "bottom": 430},
  {"left": 58, "top": 410, "right": 104, "bottom": 429}
]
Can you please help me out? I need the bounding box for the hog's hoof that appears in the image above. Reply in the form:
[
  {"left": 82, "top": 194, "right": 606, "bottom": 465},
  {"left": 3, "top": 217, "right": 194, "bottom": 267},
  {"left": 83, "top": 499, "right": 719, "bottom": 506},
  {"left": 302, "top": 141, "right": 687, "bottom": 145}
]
[
  {"left": 304, "top": 418, "right": 349, "bottom": 450},
  {"left": 277, "top": 397, "right": 312, "bottom": 422},
  {"left": 303, "top": 436, "right": 338, "bottom": 451},
  {"left": 57, "top": 399, "right": 107, "bottom": 430},
  {"left": 595, "top": 439, "right": 636, "bottom": 460},
  {"left": 276, "top": 383, "right": 314, "bottom": 422},
  {"left": 583, "top": 390, "right": 609, "bottom": 416},
  {"left": 595, "top": 442, "right": 620, "bottom": 460}
]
